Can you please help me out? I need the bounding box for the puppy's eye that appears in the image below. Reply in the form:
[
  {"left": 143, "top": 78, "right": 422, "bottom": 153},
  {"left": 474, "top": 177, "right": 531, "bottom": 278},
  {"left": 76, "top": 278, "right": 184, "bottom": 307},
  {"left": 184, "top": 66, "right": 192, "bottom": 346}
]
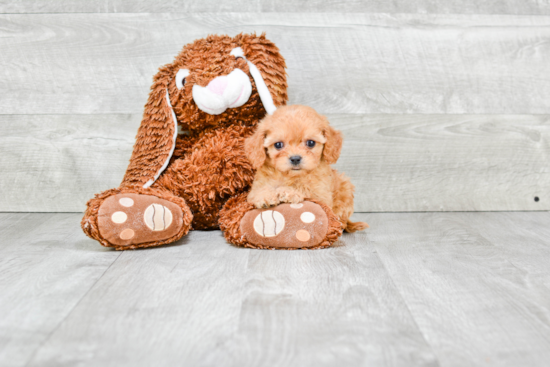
[
  {"left": 175, "top": 69, "right": 190, "bottom": 90},
  {"left": 274, "top": 142, "right": 284, "bottom": 150},
  {"left": 306, "top": 140, "right": 316, "bottom": 148}
]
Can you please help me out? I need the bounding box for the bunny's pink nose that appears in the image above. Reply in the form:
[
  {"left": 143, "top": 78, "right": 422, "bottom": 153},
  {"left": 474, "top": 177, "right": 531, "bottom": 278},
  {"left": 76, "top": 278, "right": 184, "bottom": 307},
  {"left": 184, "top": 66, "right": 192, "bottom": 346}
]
[{"left": 206, "top": 76, "right": 228, "bottom": 96}]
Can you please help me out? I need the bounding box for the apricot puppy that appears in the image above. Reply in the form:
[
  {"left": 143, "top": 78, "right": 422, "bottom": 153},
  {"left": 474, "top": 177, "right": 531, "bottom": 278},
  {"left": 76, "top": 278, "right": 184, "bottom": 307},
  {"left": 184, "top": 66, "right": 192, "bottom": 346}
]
[{"left": 245, "top": 105, "right": 368, "bottom": 232}]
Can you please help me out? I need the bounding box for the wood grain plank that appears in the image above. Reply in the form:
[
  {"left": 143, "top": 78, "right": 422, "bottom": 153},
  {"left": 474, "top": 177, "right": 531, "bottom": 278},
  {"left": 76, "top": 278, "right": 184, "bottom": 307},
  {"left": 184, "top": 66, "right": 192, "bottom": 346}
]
[
  {"left": 2, "top": 0, "right": 550, "bottom": 15},
  {"left": 206, "top": 237, "right": 438, "bottom": 367},
  {"left": 0, "top": 114, "right": 137, "bottom": 212},
  {"left": 368, "top": 212, "right": 550, "bottom": 367},
  {"left": 26, "top": 230, "right": 254, "bottom": 367},
  {"left": 26, "top": 224, "right": 438, "bottom": 367},
  {"left": 3, "top": 212, "right": 550, "bottom": 366},
  {"left": 6, "top": 212, "right": 550, "bottom": 366},
  {"left": 1, "top": 114, "right": 548, "bottom": 212},
  {"left": 1, "top": 13, "right": 550, "bottom": 114},
  {"left": 0, "top": 213, "right": 120, "bottom": 367},
  {"left": 333, "top": 114, "right": 550, "bottom": 212},
  {"left": 467, "top": 212, "right": 550, "bottom": 288}
]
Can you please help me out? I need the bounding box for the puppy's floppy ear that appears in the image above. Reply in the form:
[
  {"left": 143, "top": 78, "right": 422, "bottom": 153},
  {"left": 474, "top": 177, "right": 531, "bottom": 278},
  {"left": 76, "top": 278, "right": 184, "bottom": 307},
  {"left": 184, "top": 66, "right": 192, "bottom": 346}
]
[
  {"left": 322, "top": 125, "right": 343, "bottom": 165},
  {"left": 244, "top": 125, "right": 268, "bottom": 169},
  {"left": 122, "top": 64, "right": 178, "bottom": 188}
]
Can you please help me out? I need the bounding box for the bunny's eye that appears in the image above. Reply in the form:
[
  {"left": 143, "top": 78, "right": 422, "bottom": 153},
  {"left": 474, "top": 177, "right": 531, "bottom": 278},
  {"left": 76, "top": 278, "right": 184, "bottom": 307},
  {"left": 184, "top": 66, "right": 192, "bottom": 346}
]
[
  {"left": 306, "top": 140, "right": 316, "bottom": 148},
  {"left": 175, "top": 69, "right": 190, "bottom": 90},
  {"left": 274, "top": 142, "right": 284, "bottom": 150}
]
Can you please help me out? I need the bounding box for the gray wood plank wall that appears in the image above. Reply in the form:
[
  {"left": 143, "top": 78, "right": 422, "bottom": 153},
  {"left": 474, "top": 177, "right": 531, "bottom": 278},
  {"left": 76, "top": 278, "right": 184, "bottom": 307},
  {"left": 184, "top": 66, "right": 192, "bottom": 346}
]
[
  {"left": 2, "top": 0, "right": 550, "bottom": 14},
  {"left": 3, "top": 14, "right": 550, "bottom": 115},
  {"left": 2, "top": 114, "right": 548, "bottom": 212},
  {"left": 0, "top": 6, "right": 549, "bottom": 212}
]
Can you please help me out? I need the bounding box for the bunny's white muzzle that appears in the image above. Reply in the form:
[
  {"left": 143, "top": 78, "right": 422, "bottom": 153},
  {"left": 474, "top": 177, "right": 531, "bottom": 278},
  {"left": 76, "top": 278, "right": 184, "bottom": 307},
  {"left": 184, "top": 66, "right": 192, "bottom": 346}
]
[
  {"left": 146, "top": 47, "right": 277, "bottom": 188},
  {"left": 192, "top": 69, "right": 252, "bottom": 115}
]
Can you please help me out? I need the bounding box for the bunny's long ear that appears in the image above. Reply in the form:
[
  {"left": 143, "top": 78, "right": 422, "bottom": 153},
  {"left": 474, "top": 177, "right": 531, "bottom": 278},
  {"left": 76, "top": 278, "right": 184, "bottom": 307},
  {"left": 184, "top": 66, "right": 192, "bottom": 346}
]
[
  {"left": 235, "top": 33, "right": 288, "bottom": 113},
  {"left": 121, "top": 65, "right": 178, "bottom": 189}
]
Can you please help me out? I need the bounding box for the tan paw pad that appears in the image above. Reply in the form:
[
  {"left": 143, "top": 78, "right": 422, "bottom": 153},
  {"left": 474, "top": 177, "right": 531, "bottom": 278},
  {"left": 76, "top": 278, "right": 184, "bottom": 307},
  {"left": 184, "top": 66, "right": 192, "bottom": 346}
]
[
  {"left": 98, "top": 193, "right": 184, "bottom": 247},
  {"left": 119, "top": 197, "right": 134, "bottom": 207},
  {"left": 296, "top": 229, "right": 311, "bottom": 242},
  {"left": 111, "top": 211, "right": 127, "bottom": 224},
  {"left": 300, "top": 212, "right": 315, "bottom": 223},
  {"left": 253, "top": 210, "right": 285, "bottom": 237},
  {"left": 240, "top": 201, "right": 329, "bottom": 249},
  {"left": 120, "top": 228, "right": 135, "bottom": 240},
  {"left": 144, "top": 204, "right": 173, "bottom": 231}
]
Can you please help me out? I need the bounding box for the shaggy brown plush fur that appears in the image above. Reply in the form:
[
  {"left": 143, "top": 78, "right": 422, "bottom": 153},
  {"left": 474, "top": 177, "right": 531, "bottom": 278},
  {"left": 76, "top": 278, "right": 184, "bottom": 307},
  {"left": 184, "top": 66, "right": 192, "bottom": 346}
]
[
  {"left": 82, "top": 33, "right": 287, "bottom": 249},
  {"left": 82, "top": 33, "right": 345, "bottom": 250},
  {"left": 121, "top": 33, "right": 287, "bottom": 191}
]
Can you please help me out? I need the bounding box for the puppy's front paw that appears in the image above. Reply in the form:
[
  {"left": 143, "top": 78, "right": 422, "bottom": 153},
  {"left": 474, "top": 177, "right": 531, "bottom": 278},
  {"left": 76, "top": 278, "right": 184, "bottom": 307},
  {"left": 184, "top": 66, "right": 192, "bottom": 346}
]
[
  {"left": 276, "top": 188, "right": 305, "bottom": 204},
  {"left": 252, "top": 191, "right": 280, "bottom": 209}
]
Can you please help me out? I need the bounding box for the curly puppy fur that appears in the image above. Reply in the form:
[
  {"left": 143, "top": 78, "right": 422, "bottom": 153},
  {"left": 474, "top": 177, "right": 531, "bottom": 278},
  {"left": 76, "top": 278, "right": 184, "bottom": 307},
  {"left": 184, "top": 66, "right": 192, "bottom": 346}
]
[{"left": 244, "top": 105, "right": 368, "bottom": 233}]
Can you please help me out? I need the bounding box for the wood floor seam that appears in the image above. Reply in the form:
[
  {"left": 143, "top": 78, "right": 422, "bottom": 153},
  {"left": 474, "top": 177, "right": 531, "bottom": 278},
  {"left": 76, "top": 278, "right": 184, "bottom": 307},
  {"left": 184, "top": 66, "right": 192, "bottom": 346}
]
[{"left": 368, "top": 235, "right": 443, "bottom": 367}]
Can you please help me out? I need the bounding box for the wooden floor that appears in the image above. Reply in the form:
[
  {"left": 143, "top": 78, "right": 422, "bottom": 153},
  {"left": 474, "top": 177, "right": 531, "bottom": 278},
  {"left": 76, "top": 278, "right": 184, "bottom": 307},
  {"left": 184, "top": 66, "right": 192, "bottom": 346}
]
[{"left": 1, "top": 212, "right": 549, "bottom": 367}]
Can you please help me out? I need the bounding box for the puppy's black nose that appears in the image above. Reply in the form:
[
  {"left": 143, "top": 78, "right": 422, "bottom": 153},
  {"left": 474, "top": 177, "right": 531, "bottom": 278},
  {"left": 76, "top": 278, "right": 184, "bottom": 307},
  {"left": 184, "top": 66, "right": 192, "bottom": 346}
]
[{"left": 290, "top": 155, "right": 302, "bottom": 165}]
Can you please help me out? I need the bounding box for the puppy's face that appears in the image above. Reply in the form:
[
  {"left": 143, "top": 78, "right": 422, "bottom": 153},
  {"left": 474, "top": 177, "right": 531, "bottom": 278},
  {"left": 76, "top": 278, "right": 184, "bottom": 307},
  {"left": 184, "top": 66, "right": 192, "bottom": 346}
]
[
  {"left": 263, "top": 120, "right": 326, "bottom": 174},
  {"left": 245, "top": 105, "right": 343, "bottom": 174}
]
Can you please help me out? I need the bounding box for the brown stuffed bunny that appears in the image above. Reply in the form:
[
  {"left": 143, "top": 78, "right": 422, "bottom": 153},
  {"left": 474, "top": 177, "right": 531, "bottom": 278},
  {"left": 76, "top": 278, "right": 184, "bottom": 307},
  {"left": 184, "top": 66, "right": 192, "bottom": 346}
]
[{"left": 81, "top": 33, "right": 343, "bottom": 250}]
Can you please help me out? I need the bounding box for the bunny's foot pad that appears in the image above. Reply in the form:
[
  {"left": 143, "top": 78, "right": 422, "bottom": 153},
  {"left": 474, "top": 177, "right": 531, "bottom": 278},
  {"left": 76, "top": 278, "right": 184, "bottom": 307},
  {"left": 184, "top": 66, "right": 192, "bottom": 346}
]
[
  {"left": 98, "top": 193, "right": 185, "bottom": 247},
  {"left": 240, "top": 202, "right": 329, "bottom": 249}
]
